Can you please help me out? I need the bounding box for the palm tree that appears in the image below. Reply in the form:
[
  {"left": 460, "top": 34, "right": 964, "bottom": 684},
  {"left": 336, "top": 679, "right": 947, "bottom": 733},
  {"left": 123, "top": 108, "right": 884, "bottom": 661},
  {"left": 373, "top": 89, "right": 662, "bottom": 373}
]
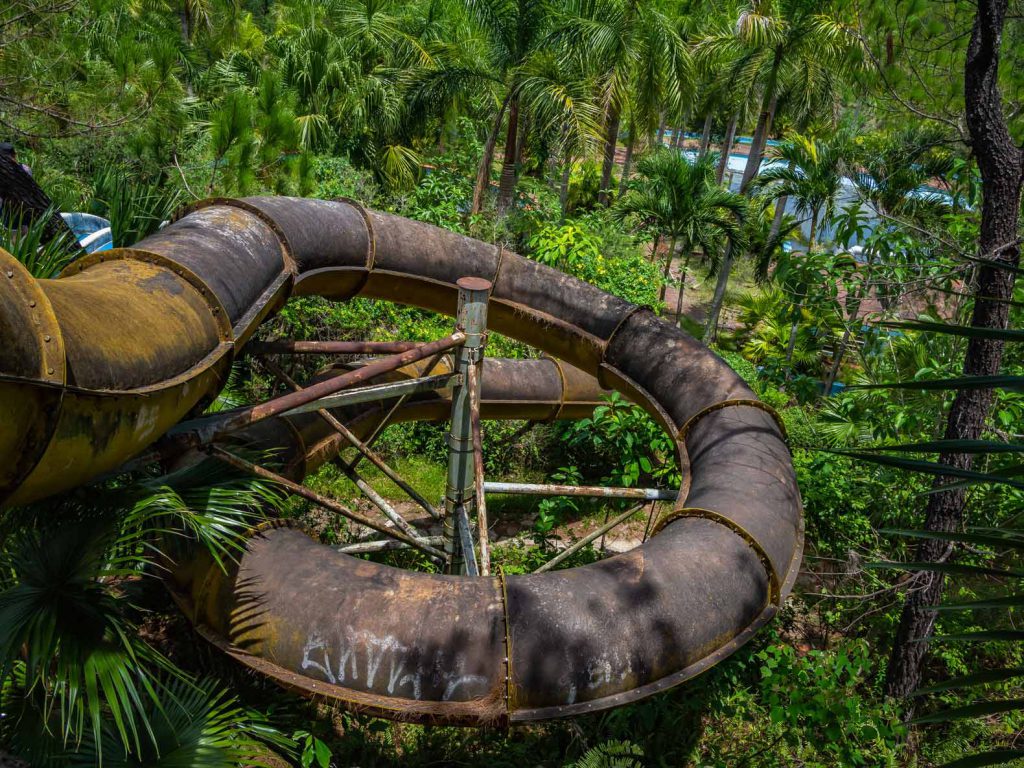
[
  {"left": 411, "top": 3, "right": 598, "bottom": 215},
  {"left": 750, "top": 132, "right": 850, "bottom": 370},
  {"left": 553, "top": 0, "right": 686, "bottom": 206},
  {"left": 0, "top": 458, "right": 283, "bottom": 764},
  {"left": 698, "top": 0, "right": 860, "bottom": 195},
  {"left": 696, "top": 0, "right": 862, "bottom": 343},
  {"left": 754, "top": 132, "right": 850, "bottom": 251},
  {"left": 455, "top": 0, "right": 556, "bottom": 214},
  {"left": 276, "top": 0, "right": 441, "bottom": 189},
  {"left": 515, "top": 53, "right": 601, "bottom": 218},
  {"left": 851, "top": 125, "right": 955, "bottom": 223},
  {"left": 616, "top": 151, "right": 747, "bottom": 323}
]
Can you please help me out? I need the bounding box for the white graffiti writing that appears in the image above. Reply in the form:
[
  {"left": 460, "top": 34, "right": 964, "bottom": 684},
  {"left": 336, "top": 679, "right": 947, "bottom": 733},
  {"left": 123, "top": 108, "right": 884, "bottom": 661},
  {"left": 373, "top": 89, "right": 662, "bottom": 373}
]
[{"left": 300, "top": 627, "right": 488, "bottom": 702}]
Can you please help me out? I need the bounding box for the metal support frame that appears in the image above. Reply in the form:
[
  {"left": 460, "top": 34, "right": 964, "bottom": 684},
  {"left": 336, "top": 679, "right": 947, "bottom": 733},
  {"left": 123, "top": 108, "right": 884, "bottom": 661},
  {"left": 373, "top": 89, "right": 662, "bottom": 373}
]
[
  {"left": 247, "top": 340, "right": 420, "bottom": 356},
  {"left": 336, "top": 536, "right": 444, "bottom": 555},
  {"left": 208, "top": 279, "right": 670, "bottom": 578},
  {"left": 259, "top": 356, "right": 442, "bottom": 521},
  {"left": 533, "top": 502, "right": 648, "bottom": 574},
  {"left": 346, "top": 350, "right": 450, "bottom": 473},
  {"left": 443, "top": 277, "right": 490, "bottom": 575},
  {"left": 483, "top": 482, "right": 675, "bottom": 501},
  {"left": 467, "top": 362, "right": 491, "bottom": 575},
  {"left": 208, "top": 446, "right": 445, "bottom": 560},
  {"left": 164, "top": 334, "right": 465, "bottom": 452},
  {"left": 281, "top": 375, "right": 456, "bottom": 418}
]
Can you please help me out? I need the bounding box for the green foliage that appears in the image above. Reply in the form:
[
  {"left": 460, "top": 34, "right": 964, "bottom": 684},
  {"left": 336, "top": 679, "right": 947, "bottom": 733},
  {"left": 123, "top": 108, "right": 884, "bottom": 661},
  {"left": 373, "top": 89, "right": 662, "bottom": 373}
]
[
  {"left": 792, "top": 448, "right": 923, "bottom": 557},
  {"left": 71, "top": 679, "right": 280, "bottom": 768},
  {"left": 491, "top": 533, "right": 602, "bottom": 575},
  {"left": 91, "top": 169, "right": 181, "bottom": 247},
  {"left": 0, "top": 519, "right": 166, "bottom": 761},
  {"left": 310, "top": 155, "right": 380, "bottom": 203},
  {"left": 570, "top": 740, "right": 644, "bottom": 768},
  {"left": 560, "top": 393, "right": 679, "bottom": 489},
  {"left": 751, "top": 641, "right": 905, "bottom": 765},
  {"left": 533, "top": 465, "right": 583, "bottom": 537},
  {"left": 0, "top": 207, "right": 80, "bottom": 277},
  {"left": 293, "top": 728, "right": 333, "bottom": 768},
  {"left": 565, "top": 160, "right": 605, "bottom": 214},
  {"left": 616, "top": 150, "right": 747, "bottom": 270},
  {"left": 527, "top": 220, "right": 662, "bottom": 306},
  {"left": 399, "top": 169, "right": 475, "bottom": 232},
  {"left": 0, "top": 462, "right": 282, "bottom": 764}
]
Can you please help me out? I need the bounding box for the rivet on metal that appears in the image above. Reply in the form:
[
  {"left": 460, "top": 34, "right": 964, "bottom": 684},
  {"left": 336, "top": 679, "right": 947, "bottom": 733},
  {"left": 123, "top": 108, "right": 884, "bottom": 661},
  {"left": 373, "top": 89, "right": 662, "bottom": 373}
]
[
  {"left": 5, "top": 270, "right": 12, "bottom": 278},
  {"left": 28, "top": 300, "right": 36, "bottom": 307},
  {"left": 47, "top": 367, "right": 55, "bottom": 375},
  {"left": 43, "top": 335, "right": 52, "bottom": 342}
]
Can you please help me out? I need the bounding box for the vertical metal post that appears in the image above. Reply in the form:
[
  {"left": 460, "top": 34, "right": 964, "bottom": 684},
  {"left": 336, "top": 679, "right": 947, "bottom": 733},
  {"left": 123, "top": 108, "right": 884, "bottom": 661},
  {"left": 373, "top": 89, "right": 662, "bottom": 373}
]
[{"left": 443, "top": 277, "right": 490, "bottom": 574}]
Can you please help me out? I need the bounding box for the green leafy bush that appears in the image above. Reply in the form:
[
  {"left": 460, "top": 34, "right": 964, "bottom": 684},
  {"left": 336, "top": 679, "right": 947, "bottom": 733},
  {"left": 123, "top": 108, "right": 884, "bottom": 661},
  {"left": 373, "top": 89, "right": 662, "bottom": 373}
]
[
  {"left": 558, "top": 393, "right": 680, "bottom": 489},
  {"left": 751, "top": 640, "right": 905, "bottom": 765},
  {"left": 527, "top": 220, "right": 661, "bottom": 306}
]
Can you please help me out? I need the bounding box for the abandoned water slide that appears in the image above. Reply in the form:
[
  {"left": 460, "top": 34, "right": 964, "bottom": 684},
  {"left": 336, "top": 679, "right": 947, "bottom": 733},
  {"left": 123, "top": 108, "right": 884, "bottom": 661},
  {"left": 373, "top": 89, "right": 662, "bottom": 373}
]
[{"left": 0, "top": 196, "right": 802, "bottom": 725}]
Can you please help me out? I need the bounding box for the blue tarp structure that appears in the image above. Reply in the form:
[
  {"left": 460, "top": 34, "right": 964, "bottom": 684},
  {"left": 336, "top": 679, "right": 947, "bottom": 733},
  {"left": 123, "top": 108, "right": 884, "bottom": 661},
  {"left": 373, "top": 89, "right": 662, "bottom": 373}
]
[{"left": 61, "top": 211, "right": 112, "bottom": 253}]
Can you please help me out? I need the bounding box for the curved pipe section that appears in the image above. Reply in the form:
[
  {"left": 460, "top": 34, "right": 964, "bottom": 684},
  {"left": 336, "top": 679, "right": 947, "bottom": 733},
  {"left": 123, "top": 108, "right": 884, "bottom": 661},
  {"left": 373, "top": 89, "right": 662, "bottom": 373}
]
[{"left": 0, "top": 197, "right": 802, "bottom": 724}]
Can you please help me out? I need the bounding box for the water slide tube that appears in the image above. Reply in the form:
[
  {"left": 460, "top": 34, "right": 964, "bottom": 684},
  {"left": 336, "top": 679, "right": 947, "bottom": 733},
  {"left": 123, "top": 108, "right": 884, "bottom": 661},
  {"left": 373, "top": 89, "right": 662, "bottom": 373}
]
[{"left": 0, "top": 196, "right": 802, "bottom": 725}]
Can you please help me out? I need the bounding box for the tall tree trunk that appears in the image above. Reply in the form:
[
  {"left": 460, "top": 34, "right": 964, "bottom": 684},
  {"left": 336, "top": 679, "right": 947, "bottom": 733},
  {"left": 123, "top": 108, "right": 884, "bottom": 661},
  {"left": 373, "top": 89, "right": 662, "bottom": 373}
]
[
  {"left": 598, "top": 105, "right": 621, "bottom": 206},
  {"left": 739, "top": 47, "right": 783, "bottom": 193},
  {"left": 703, "top": 243, "right": 733, "bottom": 343},
  {"left": 697, "top": 114, "right": 713, "bottom": 160},
  {"left": 496, "top": 97, "right": 520, "bottom": 214},
  {"left": 675, "top": 250, "right": 692, "bottom": 324},
  {"left": 656, "top": 114, "right": 667, "bottom": 146},
  {"left": 618, "top": 127, "right": 636, "bottom": 200},
  {"left": 822, "top": 326, "right": 851, "bottom": 396},
  {"left": 179, "top": 4, "right": 191, "bottom": 43},
  {"left": 471, "top": 95, "right": 510, "bottom": 215},
  {"left": 559, "top": 155, "right": 572, "bottom": 222},
  {"left": 823, "top": 247, "right": 876, "bottom": 396},
  {"left": 780, "top": 211, "right": 818, "bottom": 373},
  {"left": 716, "top": 114, "right": 738, "bottom": 185},
  {"left": 514, "top": 112, "right": 527, "bottom": 174},
  {"left": 885, "top": 0, "right": 1024, "bottom": 705},
  {"left": 705, "top": 52, "right": 784, "bottom": 343},
  {"left": 784, "top": 314, "right": 799, "bottom": 369},
  {"left": 769, "top": 194, "right": 789, "bottom": 239},
  {"left": 0, "top": 153, "right": 78, "bottom": 246},
  {"left": 807, "top": 210, "right": 818, "bottom": 254},
  {"left": 659, "top": 235, "right": 677, "bottom": 304}
]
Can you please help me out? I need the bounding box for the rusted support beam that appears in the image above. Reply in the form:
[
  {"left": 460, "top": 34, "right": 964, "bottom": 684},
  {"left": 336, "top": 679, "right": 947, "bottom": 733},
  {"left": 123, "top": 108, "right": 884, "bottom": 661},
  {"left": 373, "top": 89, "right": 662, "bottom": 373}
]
[
  {"left": 248, "top": 340, "right": 420, "bottom": 355},
  {"left": 282, "top": 374, "right": 457, "bottom": 417},
  {"left": 455, "top": 506, "right": 479, "bottom": 576},
  {"left": 347, "top": 349, "right": 452, "bottom": 472},
  {"left": 467, "top": 361, "right": 491, "bottom": 575},
  {"left": 533, "top": 503, "right": 646, "bottom": 574},
  {"left": 336, "top": 536, "right": 444, "bottom": 555},
  {"left": 260, "top": 356, "right": 442, "bottom": 521},
  {"left": 207, "top": 446, "right": 445, "bottom": 560},
  {"left": 484, "top": 482, "right": 675, "bottom": 501},
  {"left": 165, "top": 374, "right": 455, "bottom": 451},
  {"left": 443, "top": 277, "right": 490, "bottom": 574},
  {"left": 336, "top": 461, "right": 422, "bottom": 539},
  {"left": 215, "top": 332, "right": 464, "bottom": 436}
]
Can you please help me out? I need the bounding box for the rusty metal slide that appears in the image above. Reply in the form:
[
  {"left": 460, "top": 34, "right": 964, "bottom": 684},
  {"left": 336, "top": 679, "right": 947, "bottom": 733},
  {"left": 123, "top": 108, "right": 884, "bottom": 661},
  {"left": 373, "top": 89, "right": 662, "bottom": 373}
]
[{"left": 0, "top": 197, "right": 802, "bottom": 725}]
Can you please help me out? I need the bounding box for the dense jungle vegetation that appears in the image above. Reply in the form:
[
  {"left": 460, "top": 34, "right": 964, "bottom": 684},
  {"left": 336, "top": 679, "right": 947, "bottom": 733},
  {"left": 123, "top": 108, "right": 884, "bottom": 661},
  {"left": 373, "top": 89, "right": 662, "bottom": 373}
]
[{"left": 1, "top": 0, "right": 1023, "bottom": 765}]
